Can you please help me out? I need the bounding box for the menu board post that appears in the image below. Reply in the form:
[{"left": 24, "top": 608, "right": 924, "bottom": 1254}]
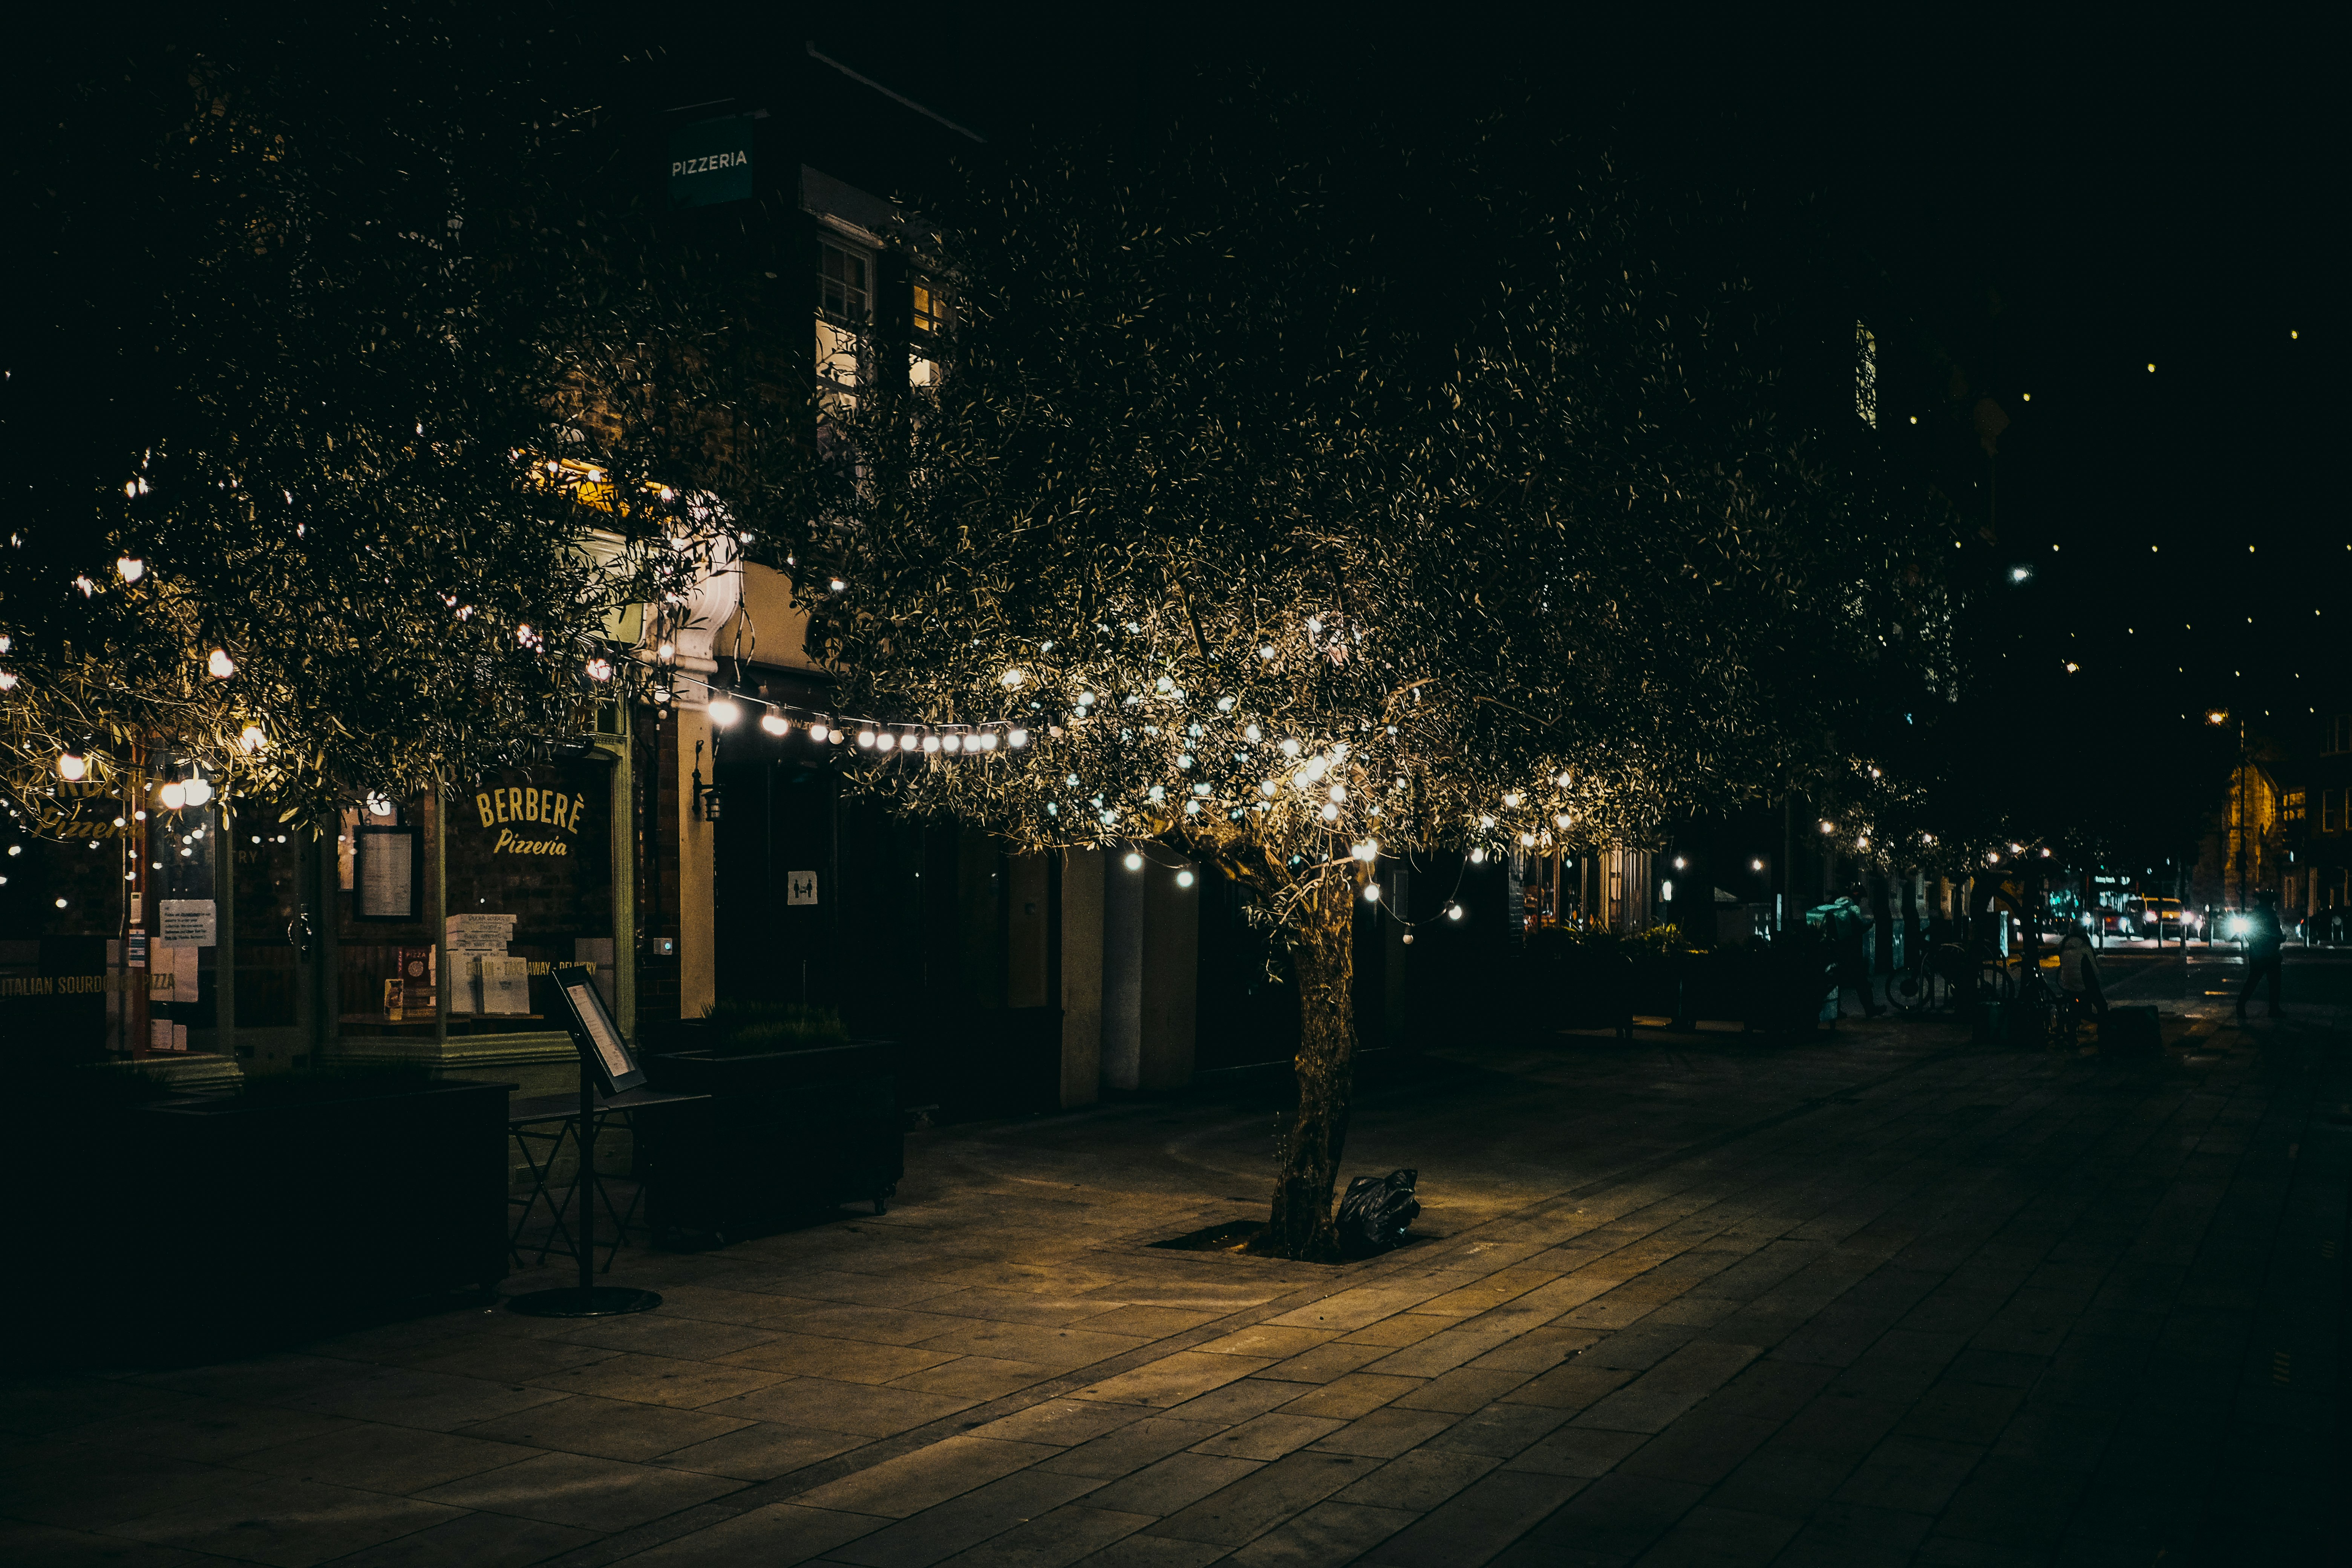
[{"left": 507, "top": 963, "right": 661, "bottom": 1319}]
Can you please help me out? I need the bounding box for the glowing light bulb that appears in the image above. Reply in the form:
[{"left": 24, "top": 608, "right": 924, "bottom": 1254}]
[
  {"left": 1363, "top": 882, "right": 1381, "bottom": 903},
  {"left": 117, "top": 555, "right": 145, "bottom": 583},
  {"left": 0, "top": 671, "right": 17, "bottom": 691},
  {"left": 1519, "top": 831, "right": 1536, "bottom": 847},
  {"left": 657, "top": 640, "right": 676, "bottom": 661},
  {"left": 1321, "top": 802, "right": 1340, "bottom": 822},
  {"left": 1446, "top": 903, "right": 1464, "bottom": 921},
  {"left": 1176, "top": 870, "right": 1195, "bottom": 888},
  {"left": 239, "top": 724, "right": 266, "bottom": 753},
  {"left": 159, "top": 782, "right": 185, "bottom": 809},
  {"left": 1502, "top": 792, "right": 1522, "bottom": 808},
  {"left": 206, "top": 648, "right": 235, "bottom": 678},
  {"left": 1328, "top": 784, "right": 1346, "bottom": 802},
  {"left": 1244, "top": 724, "right": 1262, "bottom": 743},
  {"left": 1303, "top": 756, "right": 1327, "bottom": 782},
  {"left": 1470, "top": 848, "right": 1487, "bottom": 864},
  {"left": 1002, "top": 668, "right": 1025, "bottom": 688},
  {"left": 760, "top": 712, "right": 790, "bottom": 736},
  {"left": 942, "top": 732, "right": 963, "bottom": 753},
  {"left": 1260, "top": 780, "right": 1277, "bottom": 796},
  {"left": 708, "top": 696, "right": 741, "bottom": 727},
  {"left": 1554, "top": 813, "right": 1570, "bottom": 829},
  {"left": 1124, "top": 851, "right": 1144, "bottom": 871},
  {"left": 978, "top": 731, "right": 1000, "bottom": 751},
  {"left": 1008, "top": 729, "right": 1029, "bottom": 748},
  {"left": 874, "top": 731, "right": 897, "bottom": 752},
  {"left": 1820, "top": 820, "right": 1835, "bottom": 835},
  {"left": 920, "top": 732, "right": 941, "bottom": 753},
  {"left": 182, "top": 777, "right": 212, "bottom": 806},
  {"left": 1155, "top": 675, "right": 1174, "bottom": 693},
  {"left": 856, "top": 728, "right": 877, "bottom": 748},
  {"left": 1259, "top": 645, "right": 1276, "bottom": 660},
  {"left": 810, "top": 721, "right": 830, "bottom": 743},
  {"left": 368, "top": 793, "right": 394, "bottom": 817}
]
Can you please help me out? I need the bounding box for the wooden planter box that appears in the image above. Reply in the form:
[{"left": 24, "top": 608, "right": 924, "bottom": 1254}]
[
  {"left": 640, "top": 1040, "right": 903, "bottom": 1240},
  {"left": 141, "top": 1079, "right": 513, "bottom": 1315},
  {"left": 13, "top": 1076, "right": 511, "bottom": 1360}
]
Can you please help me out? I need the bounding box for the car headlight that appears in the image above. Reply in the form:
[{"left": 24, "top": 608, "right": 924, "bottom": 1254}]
[{"left": 2225, "top": 917, "right": 2248, "bottom": 938}]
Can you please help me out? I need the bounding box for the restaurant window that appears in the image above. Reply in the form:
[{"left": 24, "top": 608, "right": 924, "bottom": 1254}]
[
  {"left": 0, "top": 778, "right": 131, "bottom": 1064},
  {"left": 2326, "top": 715, "right": 2352, "bottom": 755},
  {"left": 334, "top": 793, "right": 439, "bottom": 1040},
  {"left": 443, "top": 757, "right": 617, "bottom": 1031}
]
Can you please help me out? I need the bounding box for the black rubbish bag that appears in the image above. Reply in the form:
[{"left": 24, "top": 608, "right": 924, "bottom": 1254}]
[{"left": 1337, "top": 1168, "right": 1421, "bottom": 1258}]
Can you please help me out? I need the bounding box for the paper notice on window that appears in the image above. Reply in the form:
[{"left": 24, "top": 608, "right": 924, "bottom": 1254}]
[
  {"left": 159, "top": 899, "right": 217, "bottom": 947},
  {"left": 566, "top": 981, "right": 633, "bottom": 1084},
  {"left": 481, "top": 955, "right": 531, "bottom": 1015},
  {"left": 445, "top": 913, "right": 516, "bottom": 952},
  {"left": 175, "top": 945, "right": 199, "bottom": 1004},
  {"left": 359, "top": 832, "right": 414, "bottom": 918}
]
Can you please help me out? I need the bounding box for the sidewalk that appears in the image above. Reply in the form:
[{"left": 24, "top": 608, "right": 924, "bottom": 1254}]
[{"left": 4, "top": 997, "right": 2343, "bottom": 1566}]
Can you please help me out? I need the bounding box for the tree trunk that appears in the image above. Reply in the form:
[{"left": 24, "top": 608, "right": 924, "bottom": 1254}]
[{"left": 1251, "top": 876, "right": 1355, "bottom": 1261}]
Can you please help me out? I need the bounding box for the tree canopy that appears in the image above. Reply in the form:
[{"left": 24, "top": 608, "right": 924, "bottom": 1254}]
[{"left": 817, "top": 108, "right": 1955, "bottom": 1254}]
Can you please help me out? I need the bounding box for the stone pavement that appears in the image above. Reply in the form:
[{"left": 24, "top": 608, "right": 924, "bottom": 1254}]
[{"left": 4, "top": 990, "right": 2344, "bottom": 1567}]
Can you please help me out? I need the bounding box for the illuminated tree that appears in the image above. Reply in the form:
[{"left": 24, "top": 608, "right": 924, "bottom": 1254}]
[
  {"left": 820, "top": 130, "right": 1952, "bottom": 1258},
  {"left": 2, "top": 24, "right": 733, "bottom": 829}
]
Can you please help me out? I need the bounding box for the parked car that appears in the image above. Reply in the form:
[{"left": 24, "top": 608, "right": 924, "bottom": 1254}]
[
  {"left": 2122, "top": 897, "right": 2197, "bottom": 939},
  {"left": 2302, "top": 907, "right": 2351, "bottom": 946},
  {"left": 2078, "top": 906, "right": 2132, "bottom": 941}
]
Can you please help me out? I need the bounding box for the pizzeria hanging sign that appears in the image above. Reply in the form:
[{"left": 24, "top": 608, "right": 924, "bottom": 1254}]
[{"left": 473, "top": 783, "right": 591, "bottom": 857}]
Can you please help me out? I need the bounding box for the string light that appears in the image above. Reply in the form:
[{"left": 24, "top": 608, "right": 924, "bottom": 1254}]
[
  {"left": 707, "top": 695, "right": 741, "bottom": 727},
  {"left": 760, "top": 712, "right": 790, "bottom": 736},
  {"left": 1176, "top": 869, "right": 1195, "bottom": 887},
  {"left": 57, "top": 752, "right": 86, "bottom": 782},
  {"left": 1124, "top": 851, "right": 1144, "bottom": 870},
  {"left": 586, "top": 657, "right": 614, "bottom": 681},
  {"left": 206, "top": 648, "right": 236, "bottom": 678},
  {"left": 116, "top": 555, "right": 145, "bottom": 583}
]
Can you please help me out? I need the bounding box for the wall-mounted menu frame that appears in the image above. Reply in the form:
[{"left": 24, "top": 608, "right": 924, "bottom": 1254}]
[
  {"left": 551, "top": 961, "right": 642, "bottom": 1095},
  {"left": 354, "top": 825, "right": 423, "bottom": 922}
]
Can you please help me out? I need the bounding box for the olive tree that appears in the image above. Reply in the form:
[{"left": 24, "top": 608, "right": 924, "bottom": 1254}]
[
  {"left": 2, "top": 22, "right": 735, "bottom": 830},
  {"left": 816, "top": 126, "right": 1948, "bottom": 1258}
]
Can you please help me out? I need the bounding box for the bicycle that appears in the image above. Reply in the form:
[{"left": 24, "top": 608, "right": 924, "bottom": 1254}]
[{"left": 1886, "top": 939, "right": 2012, "bottom": 1014}]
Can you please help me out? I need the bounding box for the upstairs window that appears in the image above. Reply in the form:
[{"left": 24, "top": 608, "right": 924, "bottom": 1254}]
[
  {"left": 2327, "top": 714, "right": 2352, "bottom": 754},
  {"left": 818, "top": 242, "right": 868, "bottom": 322},
  {"left": 817, "top": 240, "right": 871, "bottom": 395}
]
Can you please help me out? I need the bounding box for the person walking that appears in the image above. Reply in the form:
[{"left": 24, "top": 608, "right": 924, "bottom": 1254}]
[
  {"left": 1832, "top": 892, "right": 1881, "bottom": 1018},
  {"left": 2236, "top": 891, "right": 2285, "bottom": 1020}
]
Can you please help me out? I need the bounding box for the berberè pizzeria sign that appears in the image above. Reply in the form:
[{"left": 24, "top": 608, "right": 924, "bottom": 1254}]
[
  {"left": 475, "top": 785, "right": 590, "bottom": 856},
  {"left": 669, "top": 114, "right": 753, "bottom": 207}
]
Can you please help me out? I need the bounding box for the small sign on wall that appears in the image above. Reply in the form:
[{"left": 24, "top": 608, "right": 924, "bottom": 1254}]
[{"left": 788, "top": 871, "right": 819, "bottom": 906}]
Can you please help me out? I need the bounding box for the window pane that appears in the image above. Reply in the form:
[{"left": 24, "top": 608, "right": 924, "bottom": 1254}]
[{"left": 444, "top": 759, "right": 617, "bottom": 1033}]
